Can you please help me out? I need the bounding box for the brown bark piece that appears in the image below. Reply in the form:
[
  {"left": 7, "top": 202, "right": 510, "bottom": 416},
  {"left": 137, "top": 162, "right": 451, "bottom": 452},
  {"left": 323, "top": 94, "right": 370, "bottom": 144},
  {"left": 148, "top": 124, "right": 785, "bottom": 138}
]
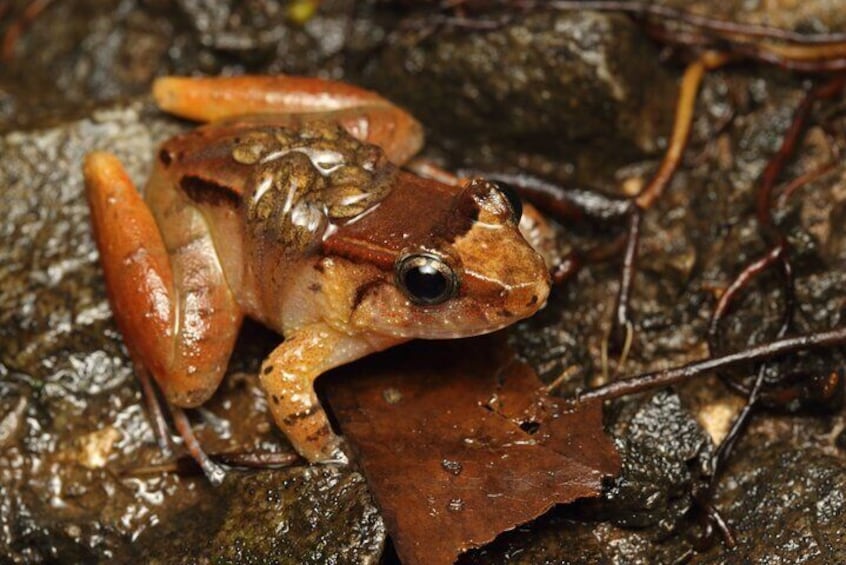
[{"left": 322, "top": 335, "right": 620, "bottom": 565}]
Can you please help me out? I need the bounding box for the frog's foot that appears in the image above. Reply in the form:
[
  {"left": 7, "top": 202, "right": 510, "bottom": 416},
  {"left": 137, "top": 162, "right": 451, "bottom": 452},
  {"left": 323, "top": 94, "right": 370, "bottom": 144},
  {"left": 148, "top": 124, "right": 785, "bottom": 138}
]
[
  {"left": 171, "top": 406, "right": 227, "bottom": 485},
  {"left": 259, "top": 324, "right": 400, "bottom": 463},
  {"left": 136, "top": 361, "right": 226, "bottom": 483},
  {"left": 259, "top": 326, "right": 347, "bottom": 464}
]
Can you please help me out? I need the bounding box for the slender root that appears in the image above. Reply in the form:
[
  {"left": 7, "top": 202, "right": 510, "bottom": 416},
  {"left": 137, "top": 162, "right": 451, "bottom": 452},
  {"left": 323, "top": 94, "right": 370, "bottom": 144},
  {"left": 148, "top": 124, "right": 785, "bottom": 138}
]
[
  {"left": 577, "top": 326, "right": 846, "bottom": 403},
  {"left": 544, "top": 364, "right": 583, "bottom": 395},
  {"left": 636, "top": 52, "right": 728, "bottom": 209}
]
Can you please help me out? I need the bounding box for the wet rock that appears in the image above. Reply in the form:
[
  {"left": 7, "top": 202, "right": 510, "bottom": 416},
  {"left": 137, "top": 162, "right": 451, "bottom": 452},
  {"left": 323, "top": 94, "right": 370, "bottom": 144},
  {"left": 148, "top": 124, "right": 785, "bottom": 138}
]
[
  {"left": 704, "top": 441, "right": 846, "bottom": 563},
  {"left": 126, "top": 468, "right": 385, "bottom": 564},
  {"left": 0, "top": 1, "right": 174, "bottom": 132},
  {"left": 362, "top": 8, "right": 676, "bottom": 188},
  {"left": 603, "top": 391, "right": 712, "bottom": 533},
  {"left": 659, "top": 0, "right": 846, "bottom": 32},
  {"left": 0, "top": 0, "right": 368, "bottom": 133},
  {"left": 0, "top": 102, "right": 178, "bottom": 387}
]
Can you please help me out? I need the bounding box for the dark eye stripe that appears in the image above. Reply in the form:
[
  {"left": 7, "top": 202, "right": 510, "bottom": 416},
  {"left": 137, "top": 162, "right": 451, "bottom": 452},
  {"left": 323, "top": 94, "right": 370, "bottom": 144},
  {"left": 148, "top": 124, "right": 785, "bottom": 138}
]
[{"left": 179, "top": 175, "right": 240, "bottom": 208}]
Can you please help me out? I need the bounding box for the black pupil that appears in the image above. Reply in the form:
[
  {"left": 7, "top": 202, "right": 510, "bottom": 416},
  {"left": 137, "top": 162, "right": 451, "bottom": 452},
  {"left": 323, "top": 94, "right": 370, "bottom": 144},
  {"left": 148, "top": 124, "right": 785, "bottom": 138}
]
[{"left": 404, "top": 263, "right": 448, "bottom": 302}]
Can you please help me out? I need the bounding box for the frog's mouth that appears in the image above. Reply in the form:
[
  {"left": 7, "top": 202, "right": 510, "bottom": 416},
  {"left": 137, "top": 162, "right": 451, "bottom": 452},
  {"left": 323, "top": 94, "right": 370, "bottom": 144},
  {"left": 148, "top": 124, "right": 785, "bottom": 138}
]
[
  {"left": 352, "top": 276, "right": 550, "bottom": 341},
  {"left": 406, "top": 318, "right": 522, "bottom": 340}
]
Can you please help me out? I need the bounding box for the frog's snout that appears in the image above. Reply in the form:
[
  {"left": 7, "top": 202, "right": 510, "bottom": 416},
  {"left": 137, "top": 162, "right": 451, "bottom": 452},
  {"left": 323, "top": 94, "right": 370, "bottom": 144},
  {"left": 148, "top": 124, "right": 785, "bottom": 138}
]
[{"left": 498, "top": 248, "right": 551, "bottom": 319}]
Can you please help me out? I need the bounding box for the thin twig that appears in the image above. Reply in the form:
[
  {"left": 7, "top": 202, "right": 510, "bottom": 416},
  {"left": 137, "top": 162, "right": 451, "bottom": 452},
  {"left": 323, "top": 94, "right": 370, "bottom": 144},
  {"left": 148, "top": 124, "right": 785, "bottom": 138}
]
[{"left": 576, "top": 326, "right": 846, "bottom": 402}]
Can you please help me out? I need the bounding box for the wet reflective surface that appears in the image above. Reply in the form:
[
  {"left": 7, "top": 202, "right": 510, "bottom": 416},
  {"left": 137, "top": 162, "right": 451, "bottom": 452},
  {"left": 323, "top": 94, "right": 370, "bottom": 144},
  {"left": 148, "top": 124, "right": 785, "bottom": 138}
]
[{"left": 2, "top": 1, "right": 846, "bottom": 563}]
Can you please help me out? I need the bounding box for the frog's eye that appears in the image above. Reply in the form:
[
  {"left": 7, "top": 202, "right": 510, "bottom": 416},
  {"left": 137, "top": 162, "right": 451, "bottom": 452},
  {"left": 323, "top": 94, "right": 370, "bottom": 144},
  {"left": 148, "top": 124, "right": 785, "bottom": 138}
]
[
  {"left": 395, "top": 253, "right": 459, "bottom": 306},
  {"left": 490, "top": 181, "right": 523, "bottom": 223}
]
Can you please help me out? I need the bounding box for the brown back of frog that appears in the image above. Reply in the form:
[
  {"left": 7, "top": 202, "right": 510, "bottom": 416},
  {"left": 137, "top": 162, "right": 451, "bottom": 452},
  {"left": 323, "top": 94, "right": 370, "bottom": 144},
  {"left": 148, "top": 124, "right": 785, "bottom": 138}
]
[{"left": 150, "top": 114, "right": 406, "bottom": 329}]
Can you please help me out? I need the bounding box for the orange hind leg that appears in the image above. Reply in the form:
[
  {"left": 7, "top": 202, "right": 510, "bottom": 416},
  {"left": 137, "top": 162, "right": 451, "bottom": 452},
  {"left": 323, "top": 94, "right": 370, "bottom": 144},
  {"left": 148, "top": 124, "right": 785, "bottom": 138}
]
[
  {"left": 84, "top": 152, "right": 242, "bottom": 483},
  {"left": 152, "top": 75, "right": 424, "bottom": 165}
]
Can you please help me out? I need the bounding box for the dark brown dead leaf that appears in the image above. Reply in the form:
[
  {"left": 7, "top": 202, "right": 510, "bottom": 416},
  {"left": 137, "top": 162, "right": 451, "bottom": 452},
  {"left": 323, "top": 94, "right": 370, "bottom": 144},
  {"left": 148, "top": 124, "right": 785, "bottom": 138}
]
[{"left": 322, "top": 334, "right": 620, "bottom": 565}]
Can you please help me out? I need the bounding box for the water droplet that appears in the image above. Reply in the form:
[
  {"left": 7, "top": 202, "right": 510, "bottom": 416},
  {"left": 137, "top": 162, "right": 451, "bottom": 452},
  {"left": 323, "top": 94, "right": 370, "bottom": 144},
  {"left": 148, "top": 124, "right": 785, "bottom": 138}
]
[
  {"left": 441, "top": 459, "right": 462, "bottom": 476},
  {"left": 261, "top": 147, "right": 345, "bottom": 176},
  {"left": 382, "top": 387, "right": 402, "bottom": 404},
  {"left": 447, "top": 497, "right": 464, "bottom": 512}
]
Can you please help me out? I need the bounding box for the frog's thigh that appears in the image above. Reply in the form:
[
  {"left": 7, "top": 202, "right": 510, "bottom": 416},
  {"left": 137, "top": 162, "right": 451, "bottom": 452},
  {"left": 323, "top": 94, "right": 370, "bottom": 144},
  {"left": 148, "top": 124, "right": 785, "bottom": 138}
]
[
  {"left": 84, "top": 152, "right": 242, "bottom": 408},
  {"left": 260, "top": 324, "right": 397, "bottom": 463},
  {"left": 152, "top": 76, "right": 423, "bottom": 164},
  {"left": 153, "top": 75, "right": 388, "bottom": 123}
]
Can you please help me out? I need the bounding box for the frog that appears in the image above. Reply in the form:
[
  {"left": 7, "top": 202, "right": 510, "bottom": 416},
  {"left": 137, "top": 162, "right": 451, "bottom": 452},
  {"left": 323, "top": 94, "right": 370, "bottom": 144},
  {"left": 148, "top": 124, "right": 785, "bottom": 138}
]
[{"left": 83, "top": 75, "right": 552, "bottom": 479}]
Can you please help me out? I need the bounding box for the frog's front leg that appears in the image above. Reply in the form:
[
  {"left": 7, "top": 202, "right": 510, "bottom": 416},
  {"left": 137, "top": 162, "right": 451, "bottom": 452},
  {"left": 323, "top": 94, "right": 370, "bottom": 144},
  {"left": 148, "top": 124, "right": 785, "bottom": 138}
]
[
  {"left": 260, "top": 324, "right": 402, "bottom": 463},
  {"left": 84, "top": 152, "right": 242, "bottom": 479}
]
